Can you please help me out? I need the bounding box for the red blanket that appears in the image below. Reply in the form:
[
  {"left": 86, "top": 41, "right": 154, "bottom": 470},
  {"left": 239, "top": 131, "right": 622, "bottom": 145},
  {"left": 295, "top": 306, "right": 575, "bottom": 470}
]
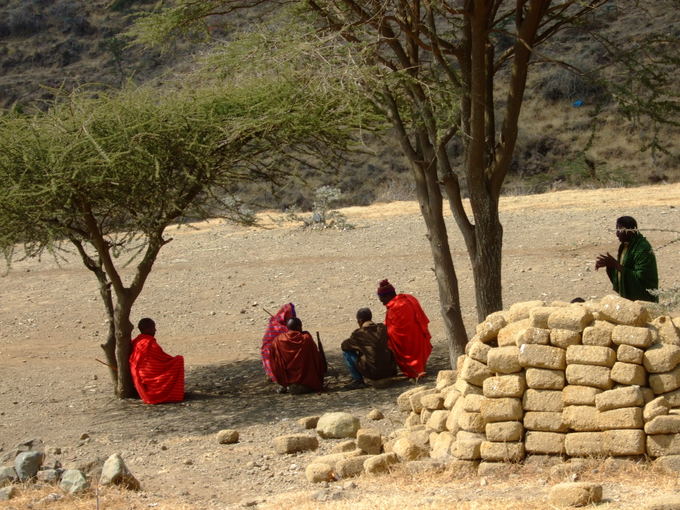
[
  {"left": 385, "top": 294, "right": 432, "bottom": 378},
  {"left": 261, "top": 303, "right": 296, "bottom": 382},
  {"left": 270, "top": 331, "right": 324, "bottom": 391},
  {"left": 129, "top": 334, "right": 184, "bottom": 404}
]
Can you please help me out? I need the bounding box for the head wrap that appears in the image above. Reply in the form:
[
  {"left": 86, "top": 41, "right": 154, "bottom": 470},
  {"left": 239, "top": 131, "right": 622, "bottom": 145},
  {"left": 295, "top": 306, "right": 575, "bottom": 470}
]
[{"left": 377, "top": 279, "right": 396, "bottom": 297}]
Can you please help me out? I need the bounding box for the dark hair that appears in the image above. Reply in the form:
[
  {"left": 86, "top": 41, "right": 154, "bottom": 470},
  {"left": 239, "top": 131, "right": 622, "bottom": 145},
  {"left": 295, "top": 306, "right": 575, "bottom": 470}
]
[
  {"left": 356, "top": 307, "right": 372, "bottom": 323},
  {"left": 570, "top": 297, "right": 586, "bottom": 303},
  {"left": 138, "top": 317, "right": 155, "bottom": 331},
  {"left": 616, "top": 216, "right": 638, "bottom": 230},
  {"left": 287, "top": 317, "right": 303, "bottom": 331}
]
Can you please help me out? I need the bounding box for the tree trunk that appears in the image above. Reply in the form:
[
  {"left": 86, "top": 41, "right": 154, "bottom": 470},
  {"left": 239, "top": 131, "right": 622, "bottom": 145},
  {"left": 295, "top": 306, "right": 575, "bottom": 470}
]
[
  {"left": 471, "top": 207, "right": 503, "bottom": 322},
  {"left": 113, "top": 300, "right": 136, "bottom": 398}
]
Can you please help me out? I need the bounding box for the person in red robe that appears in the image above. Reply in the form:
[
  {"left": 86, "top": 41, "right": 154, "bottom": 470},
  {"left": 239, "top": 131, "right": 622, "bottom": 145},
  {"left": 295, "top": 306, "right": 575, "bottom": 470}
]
[
  {"left": 270, "top": 317, "right": 325, "bottom": 394},
  {"left": 261, "top": 303, "right": 296, "bottom": 382},
  {"left": 129, "top": 318, "right": 184, "bottom": 404},
  {"left": 377, "top": 279, "right": 432, "bottom": 379}
]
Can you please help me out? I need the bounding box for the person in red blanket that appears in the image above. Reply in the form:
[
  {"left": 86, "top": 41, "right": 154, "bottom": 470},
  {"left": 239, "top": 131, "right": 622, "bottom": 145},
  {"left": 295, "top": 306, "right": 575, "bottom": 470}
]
[
  {"left": 129, "top": 318, "right": 184, "bottom": 404},
  {"left": 261, "top": 303, "right": 296, "bottom": 383},
  {"left": 270, "top": 317, "right": 325, "bottom": 394},
  {"left": 377, "top": 279, "right": 432, "bottom": 380}
]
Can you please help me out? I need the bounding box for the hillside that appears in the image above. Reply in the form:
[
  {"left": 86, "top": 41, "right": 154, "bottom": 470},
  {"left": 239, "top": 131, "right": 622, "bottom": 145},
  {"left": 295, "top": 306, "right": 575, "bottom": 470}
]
[{"left": 0, "top": 0, "right": 677, "bottom": 209}]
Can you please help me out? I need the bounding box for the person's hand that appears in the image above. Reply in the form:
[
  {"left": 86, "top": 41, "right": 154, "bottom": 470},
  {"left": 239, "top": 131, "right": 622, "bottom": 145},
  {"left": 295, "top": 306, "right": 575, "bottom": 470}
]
[{"left": 595, "top": 252, "right": 619, "bottom": 271}]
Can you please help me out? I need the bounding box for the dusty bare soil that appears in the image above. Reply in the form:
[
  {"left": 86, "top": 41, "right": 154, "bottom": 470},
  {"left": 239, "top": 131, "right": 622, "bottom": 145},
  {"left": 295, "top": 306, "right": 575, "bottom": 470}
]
[{"left": 1, "top": 184, "right": 679, "bottom": 509}]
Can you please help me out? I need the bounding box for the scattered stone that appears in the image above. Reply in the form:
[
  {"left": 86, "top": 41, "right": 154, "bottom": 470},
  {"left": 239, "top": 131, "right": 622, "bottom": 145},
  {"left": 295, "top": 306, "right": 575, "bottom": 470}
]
[
  {"left": 331, "top": 440, "right": 357, "bottom": 454},
  {"left": 477, "top": 462, "right": 510, "bottom": 477},
  {"left": 217, "top": 429, "right": 239, "bottom": 444},
  {"left": 335, "top": 455, "right": 371, "bottom": 478},
  {"left": 356, "top": 429, "right": 382, "bottom": 455},
  {"left": 298, "top": 416, "right": 320, "bottom": 429},
  {"left": 0, "top": 486, "right": 16, "bottom": 501},
  {"left": 15, "top": 450, "right": 44, "bottom": 481},
  {"left": 273, "top": 435, "right": 319, "bottom": 455},
  {"left": 0, "top": 467, "right": 17, "bottom": 488},
  {"left": 653, "top": 456, "right": 680, "bottom": 475},
  {"left": 59, "top": 469, "right": 89, "bottom": 494},
  {"left": 548, "top": 482, "right": 602, "bottom": 507},
  {"left": 36, "top": 469, "right": 61, "bottom": 483},
  {"left": 99, "top": 453, "right": 141, "bottom": 490},
  {"left": 316, "top": 413, "right": 360, "bottom": 439},
  {"left": 644, "top": 496, "right": 680, "bottom": 510},
  {"left": 364, "top": 453, "right": 399, "bottom": 475},
  {"left": 367, "top": 409, "right": 384, "bottom": 421}
]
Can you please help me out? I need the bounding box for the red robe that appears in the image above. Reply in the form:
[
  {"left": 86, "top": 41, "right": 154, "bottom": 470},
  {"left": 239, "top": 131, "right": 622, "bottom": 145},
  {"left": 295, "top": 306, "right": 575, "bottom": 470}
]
[
  {"left": 385, "top": 294, "right": 432, "bottom": 378},
  {"left": 270, "top": 331, "right": 325, "bottom": 391},
  {"left": 129, "top": 334, "right": 184, "bottom": 404}
]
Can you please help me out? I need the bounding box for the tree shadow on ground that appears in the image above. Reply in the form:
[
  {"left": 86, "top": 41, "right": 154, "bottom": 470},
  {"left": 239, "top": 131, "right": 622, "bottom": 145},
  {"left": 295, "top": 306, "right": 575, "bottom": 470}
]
[{"left": 89, "top": 345, "right": 451, "bottom": 440}]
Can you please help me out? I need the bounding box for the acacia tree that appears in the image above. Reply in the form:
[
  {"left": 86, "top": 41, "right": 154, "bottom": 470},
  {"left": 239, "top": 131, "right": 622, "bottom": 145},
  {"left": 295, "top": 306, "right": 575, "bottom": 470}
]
[
  {"left": 0, "top": 71, "right": 375, "bottom": 397},
  {"left": 132, "top": 1, "right": 679, "bottom": 364}
]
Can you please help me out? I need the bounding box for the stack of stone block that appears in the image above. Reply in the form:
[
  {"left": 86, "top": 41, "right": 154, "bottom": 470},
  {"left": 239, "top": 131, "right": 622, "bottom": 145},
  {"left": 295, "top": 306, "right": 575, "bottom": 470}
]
[{"left": 394, "top": 294, "right": 680, "bottom": 464}]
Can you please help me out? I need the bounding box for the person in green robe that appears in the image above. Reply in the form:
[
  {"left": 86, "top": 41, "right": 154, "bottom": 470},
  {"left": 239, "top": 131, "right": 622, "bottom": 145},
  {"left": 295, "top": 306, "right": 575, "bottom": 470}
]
[{"left": 595, "top": 216, "right": 659, "bottom": 302}]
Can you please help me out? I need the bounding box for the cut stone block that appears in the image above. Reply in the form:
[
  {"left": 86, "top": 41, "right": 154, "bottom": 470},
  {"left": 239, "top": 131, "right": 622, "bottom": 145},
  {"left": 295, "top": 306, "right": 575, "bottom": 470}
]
[
  {"left": 311, "top": 450, "right": 363, "bottom": 471},
  {"left": 617, "top": 344, "right": 644, "bottom": 364},
  {"left": 612, "top": 325, "right": 653, "bottom": 349},
  {"left": 562, "top": 385, "right": 602, "bottom": 406},
  {"left": 458, "top": 410, "right": 485, "bottom": 433},
  {"left": 273, "top": 434, "right": 319, "bottom": 454},
  {"left": 482, "top": 374, "right": 526, "bottom": 398},
  {"left": 595, "top": 386, "right": 644, "bottom": 411},
  {"left": 518, "top": 344, "right": 566, "bottom": 370},
  {"left": 363, "top": 452, "right": 399, "bottom": 475},
  {"left": 644, "top": 415, "right": 680, "bottom": 434},
  {"left": 529, "top": 307, "right": 561, "bottom": 329},
  {"left": 421, "top": 393, "right": 445, "bottom": 411},
  {"left": 336, "top": 455, "right": 372, "bottom": 478},
  {"left": 435, "top": 370, "right": 456, "bottom": 390},
  {"left": 651, "top": 315, "right": 680, "bottom": 346},
  {"left": 659, "top": 388, "right": 680, "bottom": 407},
  {"left": 426, "top": 410, "right": 450, "bottom": 433},
  {"left": 550, "top": 329, "right": 582, "bottom": 349},
  {"left": 443, "top": 388, "right": 461, "bottom": 410},
  {"left": 582, "top": 325, "right": 613, "bottom": 347},
  {"left": 454, "top": 378, "right": 483, "bottom": 397},
  {"left": 476, "top": 313, "right": 507, "bottom": 343},
  {"left": 644, "top": 396, "right": 670, "bottom": 422},
  {"left": 604, "top": 429, "right": 646, "bottom": 456},
  {"left": 649, "top": 366, "right": 680, "bottom": 395},
  {"left": 392, "top": 438, "right": 428, "bottom": 461},
  {"left": 508, "top": 300, "right": 546, "bottom": 322},
  {"left": 452, "top": 432, "right": 484, "bottom": 460},
  {"left": 599, "top": 295, "right": 649, "bottom": 326},
  {"left": 446, "top": 399, "right": 463, "bottom": 433},
  {"left": 459, "top": 357, "right": 494, "bottom": 386},
  {"left": 548, "top": 482, "right": 602, "bottom": 507},
  {"left": 397, "top": 387, "right": 428, "bottom": 412},
  {"left": 562, "top": 406, "right": 600, "bottom": 432},
  {"left": 305, "top": 463, "right": 333, "bottom": 483},
  {"left": 525, "top": 431, "right": 565, "bottom": 455},
  {"left": 647, "top": 434, "right": 680, "bottom": 457},
  {"left": 331, "top": 440, "right": 357, "bottom": 454},
  {"left": 644, "top": 344, "right": 680, "bottom": 374},
  {"left": 410, "top": 388, "right": 439, "bottom": 413},
  {"left": 516, "top": 327, "right": 550, "bottom": 346},
  {"left": 565, "top": 432, "right": 605, "bottom": 456},
  {"left": 644, "top": 495, "right": 680, "bottom": 510},
  {"left": 468, "top": 342, "right": 491, "bottom": 364},
  {"left": 565, "top": 364, "right": 612, "bottom": 390},
  {"left": 487, "top": 346, "right": 521, "bottom": 374},
  {"left": 597, "top": 407, "right": 643, "bottom": 430},
  {"left": 642, "top": 387, "right": 656, "bottom": 404},
  {"left": 548, "top": 307, "right": 593, "bottom": 332},
  {"left": 480, "top": 441, "right": 525, "bottom": 462},
  {"left": 356, "top": 429, "right": 382, "bottom": 456},
  {"left": 480, "top": 397, "right": 523, "bottom": 423},
  {"left": 497, "top": 319, "right": 531, "bottom": 347},
  {"left": 566, "top": 345, "right": 616, "bottom": 367},
  {"left": 524, "top": 411, "right": 568, "bottom": 432},
  {"left": 463, "top": 394, "right": 484, "bottom": 413},
  {"left": 420, "top": 409, "right": 433, "bottom": 425},
  {"left": 525, "top": 368, "right": 565, "bottom": 390},
  {"left": 485, "top": 421, "right": 524, "bottom": 442},
  {"left": 611, "top": 362, "right": 647, "bottom": 386},
  {"left": 523, "top": 389, "right": 563, "bottom": 412}
]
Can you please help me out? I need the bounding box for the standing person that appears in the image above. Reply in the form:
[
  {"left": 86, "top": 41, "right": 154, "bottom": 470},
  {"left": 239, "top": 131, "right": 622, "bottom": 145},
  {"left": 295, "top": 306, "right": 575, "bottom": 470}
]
[
  {"left": 595, "top": 216, "right": 659, "bottom": 302},
  {"left": 341, "top": 307, "right": 398, "bottom": 389},
  {"left": 377, "top": 279, "right": 432, "bottom": 379},
  {"left": 261, "top": 303, "right": 296, "bottom": 382},
  {"left": 129, "top": 318, "right": 184, "bottom": 404},
  {"left": 270, "top": 317, "right": 325, "bottom": 394}
]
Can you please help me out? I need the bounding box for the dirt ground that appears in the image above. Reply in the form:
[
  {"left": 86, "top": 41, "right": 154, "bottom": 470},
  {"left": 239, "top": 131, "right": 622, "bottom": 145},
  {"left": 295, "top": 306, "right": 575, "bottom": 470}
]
[{"left": 1, "top": 184, "right": 679, "bottom": 509}]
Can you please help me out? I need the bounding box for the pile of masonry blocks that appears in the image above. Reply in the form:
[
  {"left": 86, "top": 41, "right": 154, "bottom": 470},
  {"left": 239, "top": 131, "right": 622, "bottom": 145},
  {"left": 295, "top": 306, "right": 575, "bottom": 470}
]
[{"left": 396, "top": 294, "right": 680, "bottom": 462}]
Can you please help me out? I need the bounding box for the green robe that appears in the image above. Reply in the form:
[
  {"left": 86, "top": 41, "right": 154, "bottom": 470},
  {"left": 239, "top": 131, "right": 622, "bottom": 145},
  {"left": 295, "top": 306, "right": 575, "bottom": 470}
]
[{"left": 606, "top": 233, "right": 658, "bottom": 302}]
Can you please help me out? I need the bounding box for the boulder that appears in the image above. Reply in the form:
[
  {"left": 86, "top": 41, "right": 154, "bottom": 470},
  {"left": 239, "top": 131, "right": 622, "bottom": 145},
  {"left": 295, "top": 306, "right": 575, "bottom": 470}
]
[
  {"left": 99, "top": 454, "right": 140, "bottom": 490},
  {"left": 14, "top": 451, "right": 44, "bottom": 481},
  {"left": 59, "top": 469, "right": 89, "bottom": 494},
  {"left": 305, "top": 463, "right": 334, "bottom": 483},
  {"left": 483, "top": 374, "right": 526, "bottom": 398},
  {"left": 316, "top": 412, "right": 361, "bottom": 439},
  {"left": 273, "top": 435, "right": 319, "bottom": 454},
  {"left": 216, "top": 429, "right": 239, "bottom": 444},
  {"left": 311, "top": 450, "right": 363, "bottom": 470},
  {"left": 525, "top": 368, "right": 565, "bottom": 390},
  {"left": 548, "top": 482, "right": 602, "bottom": 507},
  {"left": 529, "top": 307, "right": 561, "bottom": 329}
]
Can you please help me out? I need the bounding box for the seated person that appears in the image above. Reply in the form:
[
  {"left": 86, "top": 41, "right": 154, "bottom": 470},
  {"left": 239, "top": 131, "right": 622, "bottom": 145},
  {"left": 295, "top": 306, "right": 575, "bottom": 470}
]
[
  {"left": 261, "top": 303, "right": 296, "bottom": 382},
  {"left": 341, "top": 307, "right": 398, "bottom": 389},
  {"left": 270, "top": 317, "right": 325, "bottom": 394},
  {"left": 129, "top": 318, "right": 184, "bottom": 404}
]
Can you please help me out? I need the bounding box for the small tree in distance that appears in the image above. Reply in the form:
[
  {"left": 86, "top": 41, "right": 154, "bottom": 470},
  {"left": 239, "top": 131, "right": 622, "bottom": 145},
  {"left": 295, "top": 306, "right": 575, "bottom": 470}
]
[{"left": 0, "top": 68, "right": 375, "bottom": 397}]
